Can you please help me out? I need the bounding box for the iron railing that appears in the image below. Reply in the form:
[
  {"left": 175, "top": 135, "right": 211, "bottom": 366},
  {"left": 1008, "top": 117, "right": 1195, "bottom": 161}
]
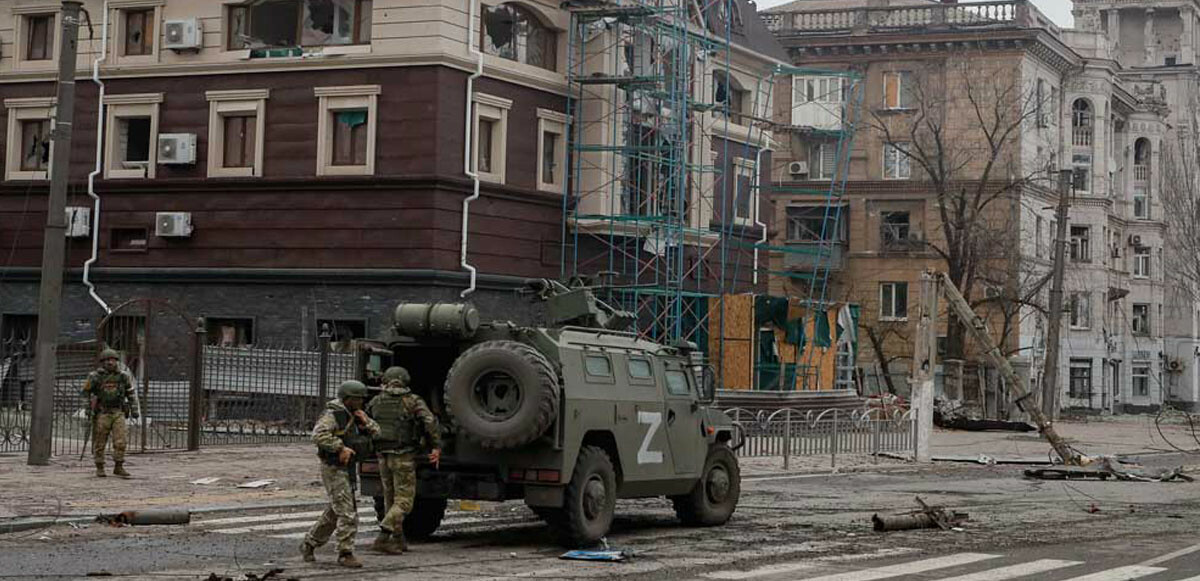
[
  {"left": 762, "top": 1, "right": 1047, "bottom": 35},
  {"left": 725, "top": 407, "right": 914, "bottom": 469}
]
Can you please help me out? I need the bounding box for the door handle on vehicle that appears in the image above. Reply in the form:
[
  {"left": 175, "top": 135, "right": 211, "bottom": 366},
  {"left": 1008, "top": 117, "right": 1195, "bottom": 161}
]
[{"left": 667, "top": 410, "right": 676, "bottom": 425}]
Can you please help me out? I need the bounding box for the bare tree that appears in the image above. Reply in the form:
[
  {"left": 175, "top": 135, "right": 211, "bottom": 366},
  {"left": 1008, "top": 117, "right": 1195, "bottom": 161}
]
[
  {"left": 1160, "top": 129, "right": 1200, "bottom": 302},
  {"left": 868, "top": 55, "right": 1050, "bottom": 365}
]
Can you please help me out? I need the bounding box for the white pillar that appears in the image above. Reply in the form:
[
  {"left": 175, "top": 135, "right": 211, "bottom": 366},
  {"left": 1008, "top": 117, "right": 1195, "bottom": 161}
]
[{"left": 912, "top": 272, "right": 938, "bottom": 463}]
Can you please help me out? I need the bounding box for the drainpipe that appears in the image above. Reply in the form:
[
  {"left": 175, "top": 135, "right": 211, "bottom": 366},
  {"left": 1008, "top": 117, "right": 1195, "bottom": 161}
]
[
  {"left": 460, "top": 0, "right": 485, "bottom": 298},
  {"left": 752, "top": 144, "right": 773, "bottom": 286},
  {"left": 83, "top": 2, "right": 111, "bottom": 314}
]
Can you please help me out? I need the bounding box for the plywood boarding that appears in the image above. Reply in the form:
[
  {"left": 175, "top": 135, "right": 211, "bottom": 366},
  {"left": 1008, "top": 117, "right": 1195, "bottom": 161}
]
[
  {"left": 771, "top": 302, "right": 842, "bottom": 391},
  {"left": 709, "top": 295, "right": 754, "bottom": 390}
]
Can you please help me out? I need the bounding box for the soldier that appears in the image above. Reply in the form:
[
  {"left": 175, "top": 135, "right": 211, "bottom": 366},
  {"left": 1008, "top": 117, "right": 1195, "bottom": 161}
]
[
  {"left": 300, "top": 380, "right": 379, "bottom": 568},
  {"left": 81, "top": 348, "right": 139, "bottom": 478},
  {"left": 366, "top": 366, "right": 441, "bottom": 554}
]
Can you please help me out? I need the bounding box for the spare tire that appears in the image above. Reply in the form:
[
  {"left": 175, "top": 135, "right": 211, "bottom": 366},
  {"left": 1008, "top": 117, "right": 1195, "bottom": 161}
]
[{"left": 445, "top": 340, "right": 559, "bottom": 449}]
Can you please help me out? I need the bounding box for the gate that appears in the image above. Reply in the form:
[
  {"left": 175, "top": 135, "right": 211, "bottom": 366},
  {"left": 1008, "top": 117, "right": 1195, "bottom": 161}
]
[{"left": 94, "top": 299, "right": 198, "bottom": 453}]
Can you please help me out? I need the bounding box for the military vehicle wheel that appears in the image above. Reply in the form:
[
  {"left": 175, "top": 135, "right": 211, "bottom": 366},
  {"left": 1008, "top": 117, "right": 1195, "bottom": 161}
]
[
  {"left": 403, "top": 497, "right": 448, "bottom": 540},
  {"left": 550, "top": 445, "right": 616, "bottom": 547},
  {"left": 672, "top": 445, "right": 740, "bottom": 526},
  {"left": 445, "top": 340, "right": 559, "bottom": 450}
]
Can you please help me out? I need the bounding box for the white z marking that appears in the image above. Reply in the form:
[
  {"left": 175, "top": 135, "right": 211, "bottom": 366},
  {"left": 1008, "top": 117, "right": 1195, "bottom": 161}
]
[{"left": 636, "top": 411, "right": 664, "bottom": 464}]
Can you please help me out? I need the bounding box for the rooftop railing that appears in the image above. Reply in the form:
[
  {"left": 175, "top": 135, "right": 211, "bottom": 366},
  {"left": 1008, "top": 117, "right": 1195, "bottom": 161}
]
[{"left": 762, "top": 1, "right": 1056, "bottom": 36}]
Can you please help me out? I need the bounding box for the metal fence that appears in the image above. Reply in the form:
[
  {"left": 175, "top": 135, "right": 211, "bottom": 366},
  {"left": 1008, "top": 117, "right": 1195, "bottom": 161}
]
[
  {"left": 198, "top": 344, "right": 357, "bottom": 446},
  {"left": 724, "top": 407, "right": 915, "bottom": 468},
  {"left": 1, "top": 339, "right": 104, "bottom": 456}
]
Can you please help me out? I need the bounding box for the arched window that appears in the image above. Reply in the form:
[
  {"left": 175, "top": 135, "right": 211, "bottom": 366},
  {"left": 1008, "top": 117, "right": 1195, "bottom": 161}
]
[
  {"left": 1072, "top": 99, "right": 1093, "bottom": 147},
  {"left": 713, "top": 71, "right": 749, "bottom": 124},
  {"left": 481, "top": 3, "right": 556, "bottom": 71},
  {"left": 1134, "top": 138, "right": 1151, "bottom": 166}
]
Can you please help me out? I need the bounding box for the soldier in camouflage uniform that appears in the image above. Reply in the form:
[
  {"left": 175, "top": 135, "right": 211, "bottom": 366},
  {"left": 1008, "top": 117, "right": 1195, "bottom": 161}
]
[
  {"left": 366, "top": 366, "right": 441, "bottom": 554},
  {"left": 301, "top": 380, "right": 380, "bottom": 568},
  {"left": 82, "top": 348, "right": 139, "bottom": 478}
]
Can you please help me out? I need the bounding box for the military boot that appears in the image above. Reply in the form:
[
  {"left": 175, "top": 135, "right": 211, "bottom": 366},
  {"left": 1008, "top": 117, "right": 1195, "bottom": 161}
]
[
  {"left": 337, "top": 552, "right": 363, "bottom": 568},
  {"left": 94, "top": 463, "right": 106, "bottom": 478},
  {"left": 392, "top": 529, "right": 408, "bottom": 553},
  {"left": 299, "top": 541, "right": 316, "bottom": 562},
  {"left": 370, "top": 531, "right": 395, "bottom": 554},
  {"left": 112, "top": 462, "right": 130, "bottom": 478}
]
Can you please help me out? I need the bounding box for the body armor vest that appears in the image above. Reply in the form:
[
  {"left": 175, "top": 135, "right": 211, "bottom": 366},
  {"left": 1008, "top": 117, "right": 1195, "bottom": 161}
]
[
  {"left": 318, "top": 409, "right": 373, "bottom": 466},
  {"left": 370, "top": 393, "right": 415, "bottom": 452},
  {"left": 92, "top": 372, "right": 127, "bottom": 411}
]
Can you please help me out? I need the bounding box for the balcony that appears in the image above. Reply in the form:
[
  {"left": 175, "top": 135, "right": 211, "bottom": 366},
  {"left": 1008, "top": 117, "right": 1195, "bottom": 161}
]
[
  {"left": 762, "top": 1, "right": 1047, "bottom": 36},
  {"left": 1072, "top": 127, "right": 1093, "bottom": 148},
  {"left": 1134, "top": 164, "right": 1149, "bottom": 182},
  {"left": 784, "top": 241, "right": 845, "bottom": 272}
]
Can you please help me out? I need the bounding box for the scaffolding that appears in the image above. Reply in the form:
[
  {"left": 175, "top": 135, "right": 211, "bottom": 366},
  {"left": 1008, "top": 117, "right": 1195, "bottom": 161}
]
[{"left": 561, "top": 1, "right": 862, "bottom": 389}]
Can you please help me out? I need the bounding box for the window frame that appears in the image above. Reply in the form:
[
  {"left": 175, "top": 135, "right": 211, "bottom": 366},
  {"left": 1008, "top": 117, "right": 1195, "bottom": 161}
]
[
  {"left": 664, "top": 368, "right": 692, "bottom": 396},
  {"left": 314, "top": 85, "right": 380, "bottom": 176},
  {"left": 110, "top": 226, "right": 151, "bottom": 254},
  {"left": 480, "top": 2, "right": 558, "bottom": 72},
  {"left": 1069, "top": 225, "right": 1091, "bottom": 263},
  {"left": 14, "top": 9, "right": 60, "bottom": 68},
  {"left": 1068, "top": 358, "right": 1092, "bottom": 399},
  {"left": 626, "top": 356, "right": 656, "bottom": 387},
  {"left": 880, "top": 210, "right": 912, "bottom": 249},
  {"left": 811, "top": 141, "right": 837, "bottom": 180},
  {"left": 731, "top": 157, "right": 757, "bottom": 225},
  {"left": 1069, "top": 292, "right": 1091, "bottom": 330},
  {"left": 1132, "top": 303, "right": 1151, "bottom": 336},
  {"left": 882, "top": 142, "right": 911, "bottom": 180},
  {"left": 882, "top": 71, "right": 913, "bottom": 110},
  {"left": 879, "top": 281, "right": 908, "bottom": 322},
  {"left": 226, "top": 0, "right": 373, "bottom": 51},
  {"left": 1131, "top": 362, "right": 1151, "bottom": 397},
  {"left": 1133, "top": 246, "right": 1151, "bottom": 279},
  {"left": 536, "top": 108, "right": 567, "bottom": 193},
  {"left": 206, "top": 89, "right": 269, "bottom": 178},
  {"left": 583, "top": 352, "right": 615, "bottom": 384},
  {"left": 205, "top": 316, "right": 256, "bottom": 347},
  {"left": 103, "top": 93, "right": 164, "bottom": 179},
  {"left": 4, "top": 97, "right": 56, "bottom": 182},
  {"left": 113, "top": 1, "right": 164, "bottom": 63},
  {"left": 472, "top": 93, "right": 512, "bottom": 185},
  {"left": 315, "top": 318, "right": 368, "bottom": 344}
]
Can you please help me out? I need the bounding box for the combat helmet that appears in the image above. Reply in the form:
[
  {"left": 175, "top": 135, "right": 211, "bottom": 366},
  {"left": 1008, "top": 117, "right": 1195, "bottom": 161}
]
[
  {"left": 382, "top": 366, "right": 410, "bottom": 387},
  {"left": 337, "top": 379, "right": 369, "bottom": 400},
  {"left": 99, "top": 348, "right": 120, "bottom": 362}
]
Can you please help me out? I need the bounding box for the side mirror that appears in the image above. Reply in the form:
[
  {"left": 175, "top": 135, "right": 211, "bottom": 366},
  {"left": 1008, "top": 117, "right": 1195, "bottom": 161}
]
[{"left": 698, "top": 365, "right": 717, "bottom": 404}]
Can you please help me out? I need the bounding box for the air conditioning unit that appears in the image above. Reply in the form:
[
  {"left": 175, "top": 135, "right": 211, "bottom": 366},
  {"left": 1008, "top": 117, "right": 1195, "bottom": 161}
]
[
  {"left": 164, "top": 19, "right": 203, "bottom": 51},
  {"left": 1128, "top": 234, "right": 1142, "bottom": 247},
  {"left": 788, "top": 161, "right": 809, "bottom": 176},
  {"left": 65, "top": 207, "right": 90, "bottom": 238},
  {"left": 158, "top": 134, "right": 197, "bottom": 165},
  {"left": 156, "top": 212, "right": 193, "bottom": 238},
  {"left": 1167, "top": 359, "right": 1184, "bottom": 372}
]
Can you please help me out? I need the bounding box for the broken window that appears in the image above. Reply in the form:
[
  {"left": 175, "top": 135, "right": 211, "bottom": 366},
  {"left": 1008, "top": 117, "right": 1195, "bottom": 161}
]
[
  {"left": 1069, "top": 292, "right": 1091, "bottom": 329},
  {"left": 481, "top": 3, "right": 556, "bottom": 71},
  {"left": 733, "top": 159, "right": 755, "bottom": 222},
  {"left": 882, "top": 71, "right": 913, "bottom": 109},
  {"left": 20, "top": 119, "right": 50, "bottom": 172},
  {"left": 880, "top": 211, "right": 911, "bottom": 248},
  {"left": 713, "top": 71, "right": 750, "bottom": 124},
  {"left": 206, "top": 318, "right": 255, "bottom": 347},
  {"left": 1132, "top": 303, "right": 1150, "bottom": 335},
  {"left": 787, "top": 206, "right": 844, "bottom": 242},
  {"left": 118, "top": 117, "right": 152, "bottom": 166},
  {"left": 124, "top": 8, "right": 155, "bottom": 56},
  {"left": 25, "top": 14, "right": 54, "bottom": 61},
  {"left": 227, "top": 0, "right": 372, "bottom": 50},
  {"left": 883, "top": 142, "right": 910, "bottom": 179},
  {"left": 331, "top": 109, "right": 368, "bottom": 166}
]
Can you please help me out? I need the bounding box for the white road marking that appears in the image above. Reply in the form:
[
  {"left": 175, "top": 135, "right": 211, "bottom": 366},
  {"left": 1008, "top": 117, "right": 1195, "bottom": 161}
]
[
  {"left": 758, "top": 553, "right": 1001, "bottom": 581},
  {"left": 935, "top": 559, "right": 1083, "bottom": 581},
  {"left": 1138, "top": 542, "right": 1200, "bottom": 566},
  {"left": 196, "top": 507, "right": 371, "bottom": 527},
  {"left": 702, "top": 562, "right": 820, "bottom": 579},
  {"left": 1058, "top": 566, "right": 1167, "bottom": 581}
]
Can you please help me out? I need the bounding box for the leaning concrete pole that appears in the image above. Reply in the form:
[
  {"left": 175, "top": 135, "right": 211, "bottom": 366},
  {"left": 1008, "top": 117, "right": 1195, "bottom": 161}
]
[
  {"left": 28, "top": 1, "right": 83, "bottom": 466},
  {"left": 911, "top": 271, "right": 939, "bottom": 462},
  {"left": 1040, "top": 170, "right": 1073, "bottom": 420}
]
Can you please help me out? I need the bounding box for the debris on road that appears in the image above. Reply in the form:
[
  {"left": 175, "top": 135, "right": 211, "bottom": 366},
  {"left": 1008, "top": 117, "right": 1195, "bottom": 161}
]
[
  {"left": 560, "top": 549, "right": 633, "bottom": 562},
  {"left": 933, "top": 455, "right": 1052, "bottom": 466},
  {"left": 190, "top": 477, "right": 221, "bottom": 485},
  {"left": 203, "top": 569, "right": 287, "bottom": 581},
  {"left": 1025, "top": 458, "right": 1194, "bottom": 483},
  {"left": 96, "top": 509, "right": 191, "bottom": 526},
  {"left": 1024, "top": 468, "right": 1113, "bottom": 481},
  {"left": 934, "top": 401, "right": 1036, "bottom": 433},
  {"left": 236, "top": 479, "right": 276, "bottom": 489},
  {"left": 872, "top": 496, "right": 968, "bottom": 532}
]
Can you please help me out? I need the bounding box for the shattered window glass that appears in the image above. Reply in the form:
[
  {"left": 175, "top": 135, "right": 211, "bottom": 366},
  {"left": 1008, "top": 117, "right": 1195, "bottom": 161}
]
[
  {"left": 228, "top": 0, "right": 371, "bottom": 50},
  {"left": 482, "top": 3, "right": 556, "bottom": 71}
]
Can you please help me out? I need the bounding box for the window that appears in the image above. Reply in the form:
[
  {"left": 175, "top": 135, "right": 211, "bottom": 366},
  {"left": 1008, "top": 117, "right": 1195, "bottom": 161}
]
[
  {"left": 1072, "top": 152, "right": 1091, "bottom": 193},
  {"left": 1133, "top": 247, "right": 1150, "bottom": 279},
  {"left": 481, "top": 3, "right": 556, "bottom": 71},
  {"left": 1069, "top": 359, "right": 1092, "bottom": 399},
  {"left": 110, "top": 227, "right": 149, "bottom": 253},
  {"left": 665, "top": 369, "right": 691, "bottom": 396},
  {"left": 123, "top": 8, "right": 156, "bottom": 56},
  {"left": 206, "top": 90, "right": 269, "bottom": 177},
  {"left": 1036, "top": 79, "right": 1046, "bottom": 127},
  {"left": 732, "top": 158, "right": 756, "bottom": 224},
  {"left": 883, "top": 142, "right": 911, "bottom": 179},
  {"left": 227, "top": 0, "right": 372, "bottom": 50},
  {"left": 1134, "top": 190, "right": 1149, "bottom": 219},
  {"left": 791, "top": 76, "right": 844, "bottom": 130},
  {"left": 880, "top": 211, "right": 912, "bottom": 249},
  {"left": 1, "top": 314, "right": 38, "bottom": 348},
  {"left": 880, "top": 282, "right": 908, "bottom": 321},
  {"left": 1133, "top": 138, "right": 1151, "bottom": 181},
  {"left": 787, "top": 206, "right": 845, "bottom": 242},
  {"left": 1132, "top": 303, "right": 1150, "bottom": 335},
  {"left": 104, "top": 93, "right": 163, "bottom": 179},
  {"left": 316, "top": 318, "right": 365, "bottom": 343},
  {"left": 1132, "top": 363, "right": 1151, "bottom": 397},
  {"left": 1069, "top": 292, "right": 1091, "bottom": 329},
  {"left": 23, "top": 13, "right": 55, "bottom": 62},
  {"left": 5, "top": 97, "right": 55, "bottom": 181},
  {"left": 206, "top": 318, "right": 254, "bottom": 347},
  {"left": 1071, "top": 99, "right": 1093, "bottom": 147},
  {"left": 315, "top": 85, "right": 379, "bottom": 176},
  {"left": 714, "top": 71, "right": 749, "bottom": 125},
  {"left": 1070, "top": 226, "right": 1090, "bottom": 263},
  {"left": 537, "top": 108, "right": 567, "bottom": 192},
  {"left": 1035, "top": 216, "right": 1044, "bottom": 258},
  {"left": 882, "top": 71, "right": 913, "bottom": 110},
  {"left": 810, "top": 142, "right": 837, "bottom": 180},
  {"left": 584, "top": 355, "right": 612, "bottom": 377},
  {"left": 472, "top": 93, "right": 511, "bottom": 184},
  {"left": 101, "top": 315, "right": 146, "bottom": 358},
  {"left": 628, "top": 358, "right": 653, "bottom": 380}
]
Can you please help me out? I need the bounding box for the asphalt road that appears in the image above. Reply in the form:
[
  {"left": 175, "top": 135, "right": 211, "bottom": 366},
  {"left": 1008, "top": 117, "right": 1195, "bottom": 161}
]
[{"left": 3, "top": 454, "right": 1199, "bottom": 580}]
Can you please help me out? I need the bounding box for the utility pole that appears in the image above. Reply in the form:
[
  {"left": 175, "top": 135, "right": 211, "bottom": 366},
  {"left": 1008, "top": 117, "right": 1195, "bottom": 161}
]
[
  {"left": 1040, "top": 170, "right": 1073, "bottom": 421},
  {"left": 912, "top": 271, "right": 939, "bottom": 463},
  {"left": 28, "top": 1, "right": 83, "bottom": 466}
]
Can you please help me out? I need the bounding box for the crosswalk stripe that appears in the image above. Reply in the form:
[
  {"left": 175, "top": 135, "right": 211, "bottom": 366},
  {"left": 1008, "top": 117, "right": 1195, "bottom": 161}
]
[
  {"left": 785, "top": 553, "right": 1001, "bottom": 581},
  {"left": 212, "top": 520, "right": 332, "bottom": 534},
  {"left": 935, "top": 559, "right": 1083, "bottom": 581},
  {"left": 196, "top": 507, "right": 372, "bottom": 527},
  {"left": 1058, "top": 566, "right": 1166, "bottom": 581},
  {"left": 702, "top": 562, "right": 821, "bottom": 579},
  {"left": 1139, "top": 543, "right": 1200, "bottom": 567}
]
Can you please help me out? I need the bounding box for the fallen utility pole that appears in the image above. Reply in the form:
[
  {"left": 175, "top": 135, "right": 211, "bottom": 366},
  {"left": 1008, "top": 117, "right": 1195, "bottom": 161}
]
[
  {"left": 1040, "top": 170, "right": 1073, "bottom": 420},
  {"left": 930, "top": 270, "right": 1088, "bottom": 466},
  {"left": 28, "top": 1, "right": 84, "bottom": 466}
]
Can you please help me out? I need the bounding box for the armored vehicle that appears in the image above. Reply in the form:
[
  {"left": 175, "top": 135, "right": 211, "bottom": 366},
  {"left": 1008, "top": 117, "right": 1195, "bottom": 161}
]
[{"left": 356, "top": 279, "right": 739, "bottom": 547}]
